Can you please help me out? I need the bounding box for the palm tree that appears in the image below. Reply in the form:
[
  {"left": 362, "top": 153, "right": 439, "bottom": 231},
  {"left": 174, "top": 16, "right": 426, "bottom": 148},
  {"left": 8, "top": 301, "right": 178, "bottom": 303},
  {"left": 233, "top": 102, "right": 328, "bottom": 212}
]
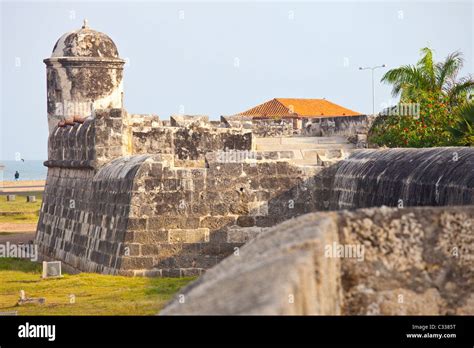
[
  {"left": 381, "top": 47, "right": 474, "bottom": 105},
  {"left": 449, "top": 102, "right": 474, "bottom": 145}
]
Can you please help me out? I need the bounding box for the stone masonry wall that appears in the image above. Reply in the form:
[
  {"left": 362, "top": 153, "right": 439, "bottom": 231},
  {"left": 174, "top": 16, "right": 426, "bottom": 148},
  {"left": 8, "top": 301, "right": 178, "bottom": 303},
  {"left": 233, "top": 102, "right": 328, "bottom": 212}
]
[
  {"left": 37, "top": 109, "right": 265, "bottom": 275},
  {"left": 117, "top": 152, "right": 323, "bottom": 276},
  {"left": 327, "top": 147, "right": 474, "bottom": 210},
  {"left": 37, "top": 142, "right": 474, "bottom": 277},
  {"left": 45, "top": 119, "right": 96, "bottom": 168},
  {"left": 45, "top": 108, "right": 126, "bottom": 169},
  {"left": 302, "top": 115, "right": 368, "bottom": 136},
  {"left": 36, "top": 156, "right": 151, "bottom": 274},
  {"left": 37, "top": 105, "right": 330, "bottom": 276},
  {"left": 222, "top": 115, "right": 369, "bottom": 138},
  {"left": 161, "top": 205, "right": 474, "bottom": 315},
  {"left": 131, "top": 125, "right": 252, "bottom": 161},
  {"left": 37, "top": 151, "right": 324, "bottom": 276}
]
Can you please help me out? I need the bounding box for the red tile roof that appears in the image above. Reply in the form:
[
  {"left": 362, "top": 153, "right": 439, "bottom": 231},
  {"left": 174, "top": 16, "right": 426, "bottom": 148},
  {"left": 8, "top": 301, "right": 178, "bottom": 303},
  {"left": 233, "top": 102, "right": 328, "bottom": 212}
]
[{"left": 234, "top": 98, "right": 363, "bottom": 118}]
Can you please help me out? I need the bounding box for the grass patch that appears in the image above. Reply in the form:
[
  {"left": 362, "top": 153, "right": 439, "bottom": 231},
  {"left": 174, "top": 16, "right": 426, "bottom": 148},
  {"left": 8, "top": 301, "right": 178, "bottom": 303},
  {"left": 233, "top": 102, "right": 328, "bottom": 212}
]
[
  {"left": 0, "top": 258, "right": 194, "bottom": 315},
  {"left": 0, "top": 257, "right": 43, "bottom": 272},
  {"left": 0, "top": 194, "right": 42, "bottom": 224},
  {"left": 0, "top": 194, "right": 43, "bottom": 212}
]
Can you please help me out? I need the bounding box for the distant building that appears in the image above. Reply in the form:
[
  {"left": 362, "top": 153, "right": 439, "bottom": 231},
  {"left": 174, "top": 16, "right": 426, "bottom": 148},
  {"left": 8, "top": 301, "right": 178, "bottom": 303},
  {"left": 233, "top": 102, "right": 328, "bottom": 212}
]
[
  {"left": 233, "top": 98, "right": 363, "bottom": 119},
  {"left": 226, "top": 98, "right": 367, "bottom": 137}
]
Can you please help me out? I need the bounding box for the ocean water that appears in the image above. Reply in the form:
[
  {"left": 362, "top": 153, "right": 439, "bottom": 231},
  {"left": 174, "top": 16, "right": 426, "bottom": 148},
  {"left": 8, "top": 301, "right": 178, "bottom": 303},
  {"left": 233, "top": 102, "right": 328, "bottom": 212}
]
[{"left": 0, "top": 160, "right": 48, "bottom": 181}]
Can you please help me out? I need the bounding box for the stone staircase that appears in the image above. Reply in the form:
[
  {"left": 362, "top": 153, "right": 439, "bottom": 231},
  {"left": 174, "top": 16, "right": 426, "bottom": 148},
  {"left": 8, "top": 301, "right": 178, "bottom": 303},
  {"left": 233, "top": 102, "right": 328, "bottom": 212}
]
[{"left": 255, "top": 136, "right": 355, "bottom": 166}]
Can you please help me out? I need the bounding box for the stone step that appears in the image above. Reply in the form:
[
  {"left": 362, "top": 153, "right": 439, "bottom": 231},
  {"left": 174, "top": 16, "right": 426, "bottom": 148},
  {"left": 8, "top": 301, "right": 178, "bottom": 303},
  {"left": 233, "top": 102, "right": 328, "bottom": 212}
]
[
  {"left": 256, "top": 148, "right": 354, "bottom": 162},
  {"left": 256, "top": 143, "right": 355, "bottom": 151},
  {"left": 281, "top": 136, "right": 349, "bottom": 145},
  {"left": 255, "top": 136, "right": 349, "bottom": 146},
  {"left": 289, "top": 159, "right": 321, "bottom": 165}
]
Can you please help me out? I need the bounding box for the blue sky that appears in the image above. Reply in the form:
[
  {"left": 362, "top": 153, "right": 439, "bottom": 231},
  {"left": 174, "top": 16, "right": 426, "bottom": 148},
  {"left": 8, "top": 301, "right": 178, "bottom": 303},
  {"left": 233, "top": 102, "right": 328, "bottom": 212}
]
[{"left": 1, "top": 0, "right": 473, "bottom": 160}]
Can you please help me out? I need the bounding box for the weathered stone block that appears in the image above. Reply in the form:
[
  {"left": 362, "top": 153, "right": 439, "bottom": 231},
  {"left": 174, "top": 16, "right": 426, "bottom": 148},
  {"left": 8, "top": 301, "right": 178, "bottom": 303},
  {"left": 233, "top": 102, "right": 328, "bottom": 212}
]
[
  {"left": 133, "top": 230, "right": 169, "bottom": 244},
  {"left": 6, "top": 195, "right": 16, "bottom": 202},
  {"left": 248, "top": 201, "right": 268, "bottom": 216},
  {"left": 127, "top": 218, "right": 147, "bottom": 231},
  {"left": 121, "top": 243, "right": 141, "bottom": 256},
  {"left": 120, "top": 256, "right": 154, "bottom": 270},
  {"left": 200, "top": 216, "right": 235, "bottom": 230},
  {"left": 180, "top": 268, "right": 203, "bottom": 277},
  {"left": 162, "top": 269, "right": 181, "bottom": 277},
  {"left": 188, "top": 229, "right": 210, "bottom": 243},
  {"left": 236, "top": 216, "right": 255, "bottom": 227}
]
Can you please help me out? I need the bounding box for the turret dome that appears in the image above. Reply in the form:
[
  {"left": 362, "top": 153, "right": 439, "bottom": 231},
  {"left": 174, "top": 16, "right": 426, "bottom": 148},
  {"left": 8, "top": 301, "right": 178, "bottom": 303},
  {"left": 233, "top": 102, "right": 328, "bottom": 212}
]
[{"left": 51, "top": 19, "right": 120, "bottom": 59}]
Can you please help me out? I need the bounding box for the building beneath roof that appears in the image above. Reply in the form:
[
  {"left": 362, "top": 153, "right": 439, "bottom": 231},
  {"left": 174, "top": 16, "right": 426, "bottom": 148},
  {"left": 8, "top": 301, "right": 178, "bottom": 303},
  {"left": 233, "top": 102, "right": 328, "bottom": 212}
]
[{"left": 223, "top": 98, "right": 369, "bottom": 137}]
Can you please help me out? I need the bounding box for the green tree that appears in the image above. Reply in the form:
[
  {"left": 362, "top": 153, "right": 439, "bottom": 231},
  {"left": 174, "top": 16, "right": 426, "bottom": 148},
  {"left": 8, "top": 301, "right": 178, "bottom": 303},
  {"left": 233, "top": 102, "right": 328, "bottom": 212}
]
[
  {"left": 369, "top": 91, "right": 458, "bottom": 147},
  {"left": 369, "top": 48, "right": 473, "bottom": 148},
  {"left": 381, "top": 47, "right": 474, "bottom": 105},
  {"left": 449, "top": 102, "right": 474, "bottom": 146}
]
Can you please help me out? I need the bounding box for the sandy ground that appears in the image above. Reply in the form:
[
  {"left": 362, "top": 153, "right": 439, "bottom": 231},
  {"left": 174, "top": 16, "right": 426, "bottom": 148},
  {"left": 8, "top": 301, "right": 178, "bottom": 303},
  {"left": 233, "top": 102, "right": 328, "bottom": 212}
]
[
  {"left": 0, "top": 180, "right": 45, "bottom": 193},
  {"left": 0, "top": 223, "right": 36, "bottom": 243},
  {"left": 0, "top": 183, "right": 41, "bottom": 243},
  {"left": 0, "top": 223, "right": 37, "bottom": 232}
]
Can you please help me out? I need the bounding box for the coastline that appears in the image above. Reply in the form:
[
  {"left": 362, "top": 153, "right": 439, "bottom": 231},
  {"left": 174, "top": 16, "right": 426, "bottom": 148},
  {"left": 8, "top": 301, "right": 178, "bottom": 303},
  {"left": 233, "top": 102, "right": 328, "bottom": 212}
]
[{"left": 0, "top": 180, "right": 45, "bottom": 193}]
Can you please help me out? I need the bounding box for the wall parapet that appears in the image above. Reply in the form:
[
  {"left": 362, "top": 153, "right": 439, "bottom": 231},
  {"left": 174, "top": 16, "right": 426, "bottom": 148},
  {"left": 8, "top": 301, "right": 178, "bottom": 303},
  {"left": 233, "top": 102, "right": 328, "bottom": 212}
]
[{"left": 44, "top": 159, "right": 97, "bottom": 169}]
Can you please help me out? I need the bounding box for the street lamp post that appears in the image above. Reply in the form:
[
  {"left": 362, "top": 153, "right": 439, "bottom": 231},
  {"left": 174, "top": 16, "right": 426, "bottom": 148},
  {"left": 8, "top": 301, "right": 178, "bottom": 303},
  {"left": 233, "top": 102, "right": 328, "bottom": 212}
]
[{"left": 359, "top": 64, "right": 386, "bottom": 116}]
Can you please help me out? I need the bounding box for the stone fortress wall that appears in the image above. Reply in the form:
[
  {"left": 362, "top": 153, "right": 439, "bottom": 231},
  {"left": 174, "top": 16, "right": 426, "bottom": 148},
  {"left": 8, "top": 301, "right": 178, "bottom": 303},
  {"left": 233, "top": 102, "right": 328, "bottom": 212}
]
[
  {"left": 222, "top": 114, "right": 370, "bottom": 138},
  {"left": 36, "top": 109, "right": 335, "bottom": 276},
  {"left": 36, "top": 109, "right": 474, "bottom": 277},
  {"left": 35, "top": 24, "right": 474, "bottom": 315},
  {"left": 161, "top": 147, "right": 474, "bottom": 314}
]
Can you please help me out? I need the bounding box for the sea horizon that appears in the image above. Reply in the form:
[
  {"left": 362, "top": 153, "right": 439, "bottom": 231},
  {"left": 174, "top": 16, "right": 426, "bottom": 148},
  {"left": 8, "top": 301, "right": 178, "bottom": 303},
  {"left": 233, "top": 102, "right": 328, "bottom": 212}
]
[{"left": 0, "top": 160, "right": 48, "bottom": 181}]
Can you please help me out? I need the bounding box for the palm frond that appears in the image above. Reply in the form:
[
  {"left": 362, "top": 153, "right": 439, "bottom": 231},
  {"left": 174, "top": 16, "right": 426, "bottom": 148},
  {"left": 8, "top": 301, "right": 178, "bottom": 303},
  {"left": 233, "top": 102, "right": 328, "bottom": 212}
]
[
  {"left": 448, "top": 77, "right": 474, "bottom": 104},
  {"left": 436, "top": 51, "right": 464, "bottom": 89},
  {"left": 417, "top": 47, "right": 436, "bottom": 88},
  {"left": 381, "top": 65, "right": 427, "bottom": 97}
]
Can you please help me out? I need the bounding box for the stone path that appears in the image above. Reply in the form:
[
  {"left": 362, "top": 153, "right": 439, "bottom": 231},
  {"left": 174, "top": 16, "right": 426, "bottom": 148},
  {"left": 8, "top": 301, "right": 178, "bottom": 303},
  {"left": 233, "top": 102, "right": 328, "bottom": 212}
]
[
  {"left": 0, "top": 180, "right": 45, "bottom": 193},
  {"left": 255, "top": 136, "right": 355, "bottom": 166}
]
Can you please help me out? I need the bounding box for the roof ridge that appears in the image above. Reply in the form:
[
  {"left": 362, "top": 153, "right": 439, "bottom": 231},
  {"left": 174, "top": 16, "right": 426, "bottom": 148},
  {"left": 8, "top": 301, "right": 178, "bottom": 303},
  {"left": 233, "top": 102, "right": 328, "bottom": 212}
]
[
  {"left": 273, "top": 98, "right": 292, "bottom": 114},
  {"left": 317, "top": 98, "right": 360, "bottom": 114},
  {"left": 234, "top": 97, "right": 363, "bottom": 118},
  {"left": 276, "top": 97, "right": 325, "bottom": 101}
]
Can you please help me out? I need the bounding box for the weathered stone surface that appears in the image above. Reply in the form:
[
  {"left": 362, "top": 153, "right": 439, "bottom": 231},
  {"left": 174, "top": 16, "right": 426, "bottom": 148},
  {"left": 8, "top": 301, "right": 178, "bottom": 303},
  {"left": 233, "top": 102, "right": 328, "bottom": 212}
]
[
  {"left": 328, "top": 147, "right": 474, "bottom": 209},
  {"left": 44, "top": 23, "right": 125, "bottom": 133},
  {"left": 161, "top": 205, "right": 474, "bottom": 315},
  {"left": 162, "top": 212, "right": 341, "bottom": 315},
  {"left": 36, "top": 146, "right": 319, "bottom": 276},
  {"left": 222, "top": 115, "right": 368, "bottom": 137},
  {"left": 37, "top": 145, "right": 474, "bottom": 278},
  {"left": 338, "top": 206, "right": 474, "bottom": 315},
  {"left": 35, "top": 155, "right": 153, "bottom": 274}
]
